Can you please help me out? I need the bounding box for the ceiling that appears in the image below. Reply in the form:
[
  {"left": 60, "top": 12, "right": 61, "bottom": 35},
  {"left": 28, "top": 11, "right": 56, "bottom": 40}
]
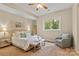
[
  {"left": 0, "top": 3, "right": 73, "bottom": 20},
  {"left": 24, "top": 3, "right": 73, "bottom": 16}
]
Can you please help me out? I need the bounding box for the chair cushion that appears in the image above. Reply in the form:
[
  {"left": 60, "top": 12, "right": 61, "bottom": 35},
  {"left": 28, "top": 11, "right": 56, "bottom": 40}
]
[{"left": 62, "top": 33, "right": 70, "bottom": 39}]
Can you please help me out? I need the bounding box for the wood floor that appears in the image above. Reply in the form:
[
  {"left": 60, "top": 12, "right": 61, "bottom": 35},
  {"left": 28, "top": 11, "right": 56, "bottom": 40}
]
[{"left": 0, "top": 42, "right": 78, "bottom": 56}]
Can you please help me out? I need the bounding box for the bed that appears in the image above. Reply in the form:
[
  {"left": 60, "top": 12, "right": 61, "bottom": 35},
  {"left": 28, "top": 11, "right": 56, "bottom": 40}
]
[{"left": 11, "top": 31, "right": 45, "bottom": 51}]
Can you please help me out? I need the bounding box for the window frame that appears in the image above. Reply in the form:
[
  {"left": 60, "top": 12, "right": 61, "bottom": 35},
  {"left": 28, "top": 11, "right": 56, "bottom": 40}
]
[{"left": 43, "top": 16, "right": 62, "bottom": 31}]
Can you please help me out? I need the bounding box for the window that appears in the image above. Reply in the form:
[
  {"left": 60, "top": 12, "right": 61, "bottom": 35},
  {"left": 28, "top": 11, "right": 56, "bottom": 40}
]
[{"left": 43, "top": 16, "right": 61, "bottom": 31}]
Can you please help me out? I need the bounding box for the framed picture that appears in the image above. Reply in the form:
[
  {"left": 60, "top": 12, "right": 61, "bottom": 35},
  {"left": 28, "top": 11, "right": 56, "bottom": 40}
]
[{"left": 43, "top": 16, "right": 61, "bottom": 31}]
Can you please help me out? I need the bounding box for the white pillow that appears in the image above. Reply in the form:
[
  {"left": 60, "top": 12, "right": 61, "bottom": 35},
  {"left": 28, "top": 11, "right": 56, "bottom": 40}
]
[
  {"left": 32, "top": 35, "right": 42, "bottom": 42},
  {"left": 15, "top": 31, "right": 27, "bottom": 38},
  {"left": 62, "top": 34, "right": 70, "bottom": 39}
]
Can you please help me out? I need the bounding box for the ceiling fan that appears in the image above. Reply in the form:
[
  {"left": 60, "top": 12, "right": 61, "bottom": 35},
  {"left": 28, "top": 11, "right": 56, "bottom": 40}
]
[{"left": 28, "top": 3, "right": 49, "bottom": 11}]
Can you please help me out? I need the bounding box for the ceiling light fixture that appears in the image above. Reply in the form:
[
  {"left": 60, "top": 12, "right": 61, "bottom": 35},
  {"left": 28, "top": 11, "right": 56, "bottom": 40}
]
[
  {"left": 37, "top": 4, "right": 43, "bottom": 9},
  {"left": 28, "top": 3, "right": 49, "bottom": 11}
]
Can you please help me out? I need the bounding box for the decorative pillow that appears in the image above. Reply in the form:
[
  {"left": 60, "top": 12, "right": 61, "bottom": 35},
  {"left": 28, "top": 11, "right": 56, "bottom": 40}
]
[
  {"left": 15, "top": 31, "right": 27, "bottom": 38},
  {"left": 20, "top": 32, "right": 27, "bottom": 38},
  {"left": 15, "top": 31, "right": 31, "bottom": 39},
  {"left": 32, "top": 35, "right": 42, "bottom": 42}
]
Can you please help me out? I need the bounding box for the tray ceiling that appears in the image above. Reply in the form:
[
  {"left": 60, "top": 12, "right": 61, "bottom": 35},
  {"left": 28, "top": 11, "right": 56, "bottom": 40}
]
[{"left": 0, "top": 3, "right": 73, "bottom": 20}]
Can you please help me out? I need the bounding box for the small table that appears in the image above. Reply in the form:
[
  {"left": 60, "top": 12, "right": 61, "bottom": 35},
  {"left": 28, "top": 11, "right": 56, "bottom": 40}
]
[{"left": 31, "top": 39, "right": 45, "bottom": 50}]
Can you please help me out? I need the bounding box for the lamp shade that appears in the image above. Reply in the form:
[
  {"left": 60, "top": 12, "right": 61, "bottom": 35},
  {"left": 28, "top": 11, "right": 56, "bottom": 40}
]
[
  {"left": 27, "top": 25, "right": 30, "bottom": 31},
  {"left": 3, "top": 27, "right": 7, "bottom": 31}
]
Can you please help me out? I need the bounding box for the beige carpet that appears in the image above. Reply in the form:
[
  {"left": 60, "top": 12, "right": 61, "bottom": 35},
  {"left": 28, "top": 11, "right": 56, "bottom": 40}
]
[{"left": 0, "top": 42, "right": 78, "bottom": 56}]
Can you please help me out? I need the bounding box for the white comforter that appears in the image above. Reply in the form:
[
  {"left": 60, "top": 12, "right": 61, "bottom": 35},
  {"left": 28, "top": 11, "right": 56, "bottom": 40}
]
[{"left": 12, "top": 35, "right": 44, "bottom": 51}]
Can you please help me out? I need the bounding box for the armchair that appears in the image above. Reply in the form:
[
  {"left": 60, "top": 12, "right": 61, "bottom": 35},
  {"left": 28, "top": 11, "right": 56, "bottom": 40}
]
[{"left": 55, "top": 33, "right": 72, "bottom": 48}]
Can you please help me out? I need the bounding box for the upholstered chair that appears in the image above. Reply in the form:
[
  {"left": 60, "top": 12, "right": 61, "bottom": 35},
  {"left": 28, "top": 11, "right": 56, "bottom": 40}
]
[{"left": 55, "top": 33, "right": 72, "bottom": 48}]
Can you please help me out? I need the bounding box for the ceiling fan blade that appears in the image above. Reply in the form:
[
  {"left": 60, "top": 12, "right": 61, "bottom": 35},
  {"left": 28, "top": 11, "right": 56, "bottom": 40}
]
[
  {"left": 36, "top": 8, "right": 39, "bottom": 11},
  {"left": 28, "top": 3, "right": 35, "bottom": 5},
  {"left": 41, "top": 4, "right": 48, "bottom": 9}
]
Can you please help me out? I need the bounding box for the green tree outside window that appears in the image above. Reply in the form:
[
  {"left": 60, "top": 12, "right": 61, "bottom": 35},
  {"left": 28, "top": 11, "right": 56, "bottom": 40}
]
[{"left": 44, "top": 19, "right": 59, "bottom": 30}]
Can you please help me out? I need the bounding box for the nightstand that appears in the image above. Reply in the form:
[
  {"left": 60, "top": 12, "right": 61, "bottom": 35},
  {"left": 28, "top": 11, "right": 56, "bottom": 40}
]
[{"left": 0, "top": 38, "right": 11, "bottom": 48}]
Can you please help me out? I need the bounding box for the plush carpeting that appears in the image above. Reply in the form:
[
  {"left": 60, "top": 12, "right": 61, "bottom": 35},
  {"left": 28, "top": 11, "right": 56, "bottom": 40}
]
[{"left": 0, "top": 42, "right": 78, "bottom": 56}]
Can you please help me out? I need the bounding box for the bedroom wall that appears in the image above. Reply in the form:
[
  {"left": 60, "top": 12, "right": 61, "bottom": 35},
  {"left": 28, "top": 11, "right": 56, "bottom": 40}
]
[
  {"left": 77, "top": 5, "right": 79, "bottom": 51},
  {"left": 73, "top": 4, "right": 79, "bottom": 52},
  {"left": 0, "top": 11, "right": 33, "bottom": 32},
  {"left": 72, "top": 4, "right": 78, "bottom": 51},
  {"left": 37, "top": 8, "right": 72, "bottom": 41}
]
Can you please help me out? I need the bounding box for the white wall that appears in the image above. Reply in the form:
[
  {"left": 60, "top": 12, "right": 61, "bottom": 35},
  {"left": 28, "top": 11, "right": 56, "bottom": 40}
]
[
  {"left": 0, "top": 11, "right": 33, "bottom": 32},
  {"left": 73, "top": 4, "right": 79, "bottom": 51},
  {"left": 78, "top": 5, "right": 79, "bottom": 50},
  {"left": 72, "top": 4, "right": 78, "bottom": 51},
  {"left": 37, "top": 8, "right": 72, "bottom": 41}
]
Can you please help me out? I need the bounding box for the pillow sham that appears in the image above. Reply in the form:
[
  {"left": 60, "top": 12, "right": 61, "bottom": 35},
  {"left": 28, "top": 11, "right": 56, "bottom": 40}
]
[{"left": 20, "top": 32, "right": 27, "bottom": 38}]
